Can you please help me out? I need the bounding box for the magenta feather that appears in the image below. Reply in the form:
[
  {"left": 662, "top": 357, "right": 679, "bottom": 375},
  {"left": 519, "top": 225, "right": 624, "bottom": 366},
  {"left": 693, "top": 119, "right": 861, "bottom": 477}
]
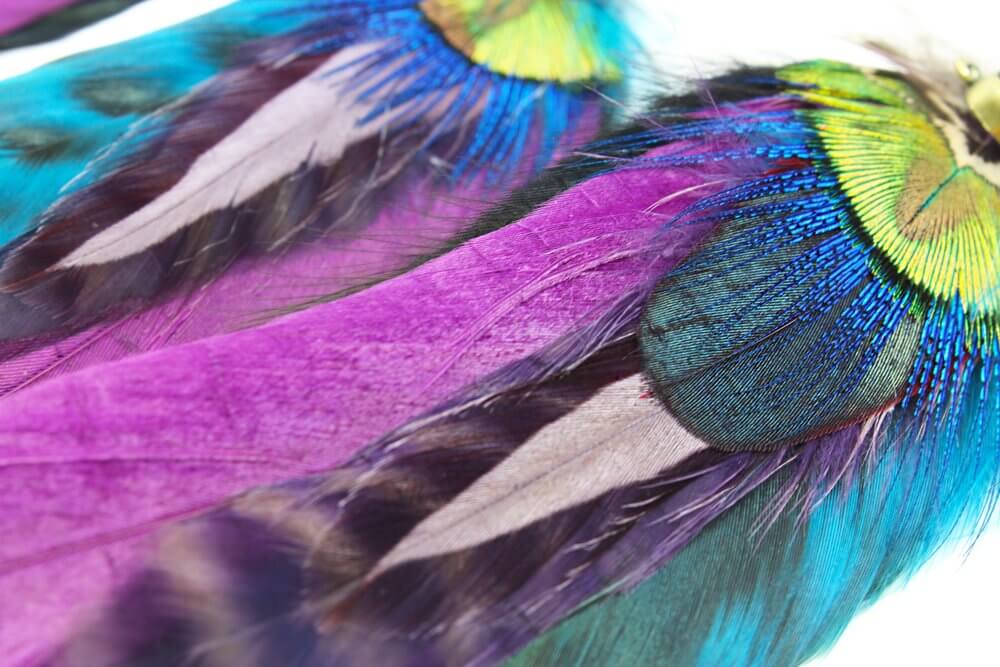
[
  {"left": 1, "top": 147, "right": 717, "bottom": 664},
  {"left": 0, "top": 1, "right": 79, "bottom": 34}
]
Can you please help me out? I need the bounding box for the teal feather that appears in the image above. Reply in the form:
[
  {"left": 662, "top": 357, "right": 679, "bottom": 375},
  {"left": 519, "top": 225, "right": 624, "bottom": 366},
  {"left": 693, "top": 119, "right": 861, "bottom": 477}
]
[
  {"left": 506, "top": 64, "right": 1000, "bottom": 666},
  {"left": 510, "top": 389, "right": 1000, "bottom": 667}
]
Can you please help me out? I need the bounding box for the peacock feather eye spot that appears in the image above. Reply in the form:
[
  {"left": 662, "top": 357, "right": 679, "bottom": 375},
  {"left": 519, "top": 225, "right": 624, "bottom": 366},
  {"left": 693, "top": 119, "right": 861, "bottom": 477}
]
[
  {"left": 778, "top": 63, "right": 1000, "bottom": 338},
  {"left": 642, "top": 61, "right": 1000, "bottom": 453},
  {"left": 419, "top": 0, "right": 625, "bottom": 83},
  {"left": 71, "top": 71, "right": 177, "bottom": 117}
]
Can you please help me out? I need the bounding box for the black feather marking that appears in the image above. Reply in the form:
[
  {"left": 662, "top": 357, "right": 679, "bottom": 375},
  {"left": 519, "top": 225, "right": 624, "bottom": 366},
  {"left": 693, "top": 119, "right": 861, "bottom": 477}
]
[
  {"left": 51, "top": 333, "right": 646, "bottom": 666},
  {"left": 0, "top": 54, "right": 328, "bottom": 335}
]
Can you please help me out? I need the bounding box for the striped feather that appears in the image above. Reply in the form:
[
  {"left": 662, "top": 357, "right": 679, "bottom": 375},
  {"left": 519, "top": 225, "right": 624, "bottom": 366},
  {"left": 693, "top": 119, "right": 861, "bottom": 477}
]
[
  {"left": 1, "top": 123, "right": 714, "bottom": 664},
  {"left": 52, "top": 336, "right": 721, "bottom": 667},
  {"left": 0, "top": 0, "right": 630, "bottom": 395}
]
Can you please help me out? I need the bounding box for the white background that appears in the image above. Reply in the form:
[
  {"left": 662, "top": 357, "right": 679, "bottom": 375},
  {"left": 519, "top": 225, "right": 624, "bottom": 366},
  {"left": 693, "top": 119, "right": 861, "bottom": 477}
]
[{"left": 2, "top": 1, "right": 998, "bottom": 664}]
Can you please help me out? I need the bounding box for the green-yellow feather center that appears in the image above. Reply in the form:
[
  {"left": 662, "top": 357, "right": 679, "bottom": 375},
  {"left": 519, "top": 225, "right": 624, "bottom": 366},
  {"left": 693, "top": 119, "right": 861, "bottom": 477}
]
[
  {"left": 780, "top": 62, "right": 1000, "bottom": 326},
  {"left": 420, "top": 0, "right": 622, "bottom": 83}
]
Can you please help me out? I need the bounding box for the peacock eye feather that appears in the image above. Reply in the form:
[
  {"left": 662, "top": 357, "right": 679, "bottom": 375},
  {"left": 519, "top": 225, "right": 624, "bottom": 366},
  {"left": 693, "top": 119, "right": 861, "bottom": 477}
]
[
  {"left": 420, "top": 0, "right": 625, "bottom": 83},
  {"left": 641, "top": 60, "right": 1000, "bottom": 452},
  {"left": 780, "top": 62, "right": 1000, "bottom": 338}
]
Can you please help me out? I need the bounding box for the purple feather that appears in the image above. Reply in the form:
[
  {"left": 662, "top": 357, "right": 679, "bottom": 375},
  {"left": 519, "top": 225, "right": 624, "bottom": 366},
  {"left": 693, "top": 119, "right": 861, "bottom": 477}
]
[
  {"left": 1, "top": 146, "right": 719, "bottom": 665},
  {"left": 0, "top": 0, "right": 79, "bottom": 34}
]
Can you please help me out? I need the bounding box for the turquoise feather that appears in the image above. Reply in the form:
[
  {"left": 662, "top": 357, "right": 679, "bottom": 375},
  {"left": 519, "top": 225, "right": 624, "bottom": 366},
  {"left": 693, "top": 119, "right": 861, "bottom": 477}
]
[{"left": 0, "top": 0, "right": 306, "bottom": 247}]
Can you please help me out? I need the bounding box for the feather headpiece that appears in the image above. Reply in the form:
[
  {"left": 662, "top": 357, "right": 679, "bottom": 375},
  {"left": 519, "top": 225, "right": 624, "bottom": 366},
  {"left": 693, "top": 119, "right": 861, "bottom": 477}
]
[{"left": 2, "top": 4, "right": 998, "bottom": 667}]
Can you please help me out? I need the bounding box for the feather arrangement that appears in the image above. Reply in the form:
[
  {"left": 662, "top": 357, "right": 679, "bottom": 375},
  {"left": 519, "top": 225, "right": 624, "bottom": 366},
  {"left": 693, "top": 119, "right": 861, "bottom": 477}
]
[{"left": 2, "top": 3, "right": 1000, "bottom": 667}]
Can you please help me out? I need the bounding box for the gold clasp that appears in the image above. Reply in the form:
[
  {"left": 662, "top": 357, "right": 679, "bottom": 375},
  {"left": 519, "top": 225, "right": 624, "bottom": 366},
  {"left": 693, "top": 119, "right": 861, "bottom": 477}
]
[{"left": 958, "top": 60, "right": 1000, "bottom": 139}]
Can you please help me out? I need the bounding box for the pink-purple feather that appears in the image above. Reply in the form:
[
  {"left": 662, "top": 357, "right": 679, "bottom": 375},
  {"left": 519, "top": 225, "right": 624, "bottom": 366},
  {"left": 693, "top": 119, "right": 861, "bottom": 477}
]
[
  {"left": 0, "top": 150, "right": 720, "bottom": 664},
  {"left": 0, "top": 1, "right": 79, "bottom": 34}
]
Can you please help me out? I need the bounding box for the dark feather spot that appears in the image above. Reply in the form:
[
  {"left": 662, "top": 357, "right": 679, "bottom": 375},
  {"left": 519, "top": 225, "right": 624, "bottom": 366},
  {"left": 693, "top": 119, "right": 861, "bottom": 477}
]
[
  {"left": 0, "top": 126, "right": 83, "bottom": 164},
  {"left": 961, "top": 109, "right": 1000, "bottom": 163},
  {"left": 199, "top": 27, "right": 265, "bottom": 68},
  {"left": 72, "top": 72, "right": 176, "bottom": 117}
]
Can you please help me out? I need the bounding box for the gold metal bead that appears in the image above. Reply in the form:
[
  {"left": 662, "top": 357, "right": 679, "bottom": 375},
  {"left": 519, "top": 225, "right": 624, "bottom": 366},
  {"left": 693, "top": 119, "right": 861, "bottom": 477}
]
[{"left": 959, "top": 60, "right": 1000, "bottom": 139}]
